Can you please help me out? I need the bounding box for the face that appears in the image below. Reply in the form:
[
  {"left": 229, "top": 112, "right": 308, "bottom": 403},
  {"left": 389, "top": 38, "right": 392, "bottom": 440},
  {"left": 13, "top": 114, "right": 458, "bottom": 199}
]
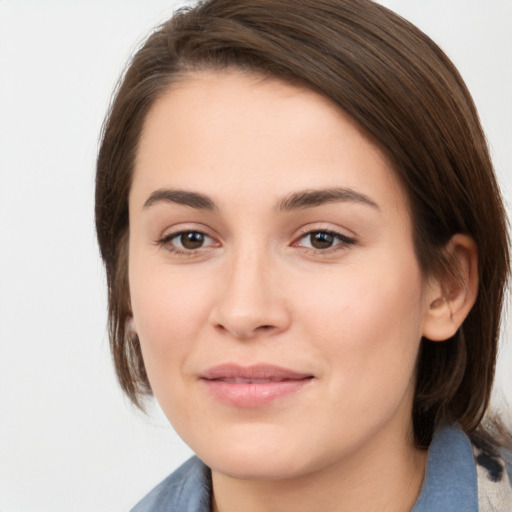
[{"left": 128, "top": 72, "right": 434, "bottom": 480}]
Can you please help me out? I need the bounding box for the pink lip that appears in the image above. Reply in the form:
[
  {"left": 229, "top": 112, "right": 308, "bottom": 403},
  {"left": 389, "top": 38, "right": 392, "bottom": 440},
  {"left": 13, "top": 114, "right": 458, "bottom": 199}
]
[{"left": 200, "top": 364, "right": 314, "bottom": 407}]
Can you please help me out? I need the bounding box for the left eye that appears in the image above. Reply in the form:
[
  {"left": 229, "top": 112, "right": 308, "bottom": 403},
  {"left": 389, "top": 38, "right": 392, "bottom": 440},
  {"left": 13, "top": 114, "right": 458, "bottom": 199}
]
[{"left": 298, "top": 230, "right": 355, "bottom": 250}]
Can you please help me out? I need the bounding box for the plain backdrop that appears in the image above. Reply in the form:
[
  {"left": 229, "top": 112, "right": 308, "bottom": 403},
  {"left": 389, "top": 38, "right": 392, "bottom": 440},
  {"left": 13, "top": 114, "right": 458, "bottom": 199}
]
[{"left": 0, "top": 1, "right": 510, "bottom": 511}]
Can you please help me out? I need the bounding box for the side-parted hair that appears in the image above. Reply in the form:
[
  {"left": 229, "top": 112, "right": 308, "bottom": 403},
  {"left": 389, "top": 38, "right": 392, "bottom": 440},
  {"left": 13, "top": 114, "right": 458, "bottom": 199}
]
[{"left": 95, "top": 0, "right": 509, "bottom": 447}]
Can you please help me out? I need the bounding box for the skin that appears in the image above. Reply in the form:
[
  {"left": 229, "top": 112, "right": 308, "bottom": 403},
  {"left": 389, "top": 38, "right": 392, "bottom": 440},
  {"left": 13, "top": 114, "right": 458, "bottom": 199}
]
[{"left": 128, "top": 71, "right": 477, "bottom": 512}]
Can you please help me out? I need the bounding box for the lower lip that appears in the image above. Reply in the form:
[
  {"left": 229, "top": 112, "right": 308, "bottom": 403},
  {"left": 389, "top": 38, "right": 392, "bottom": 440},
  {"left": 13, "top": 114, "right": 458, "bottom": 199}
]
[{"left": 202, "top": 378, "right": 313, "bottom": 407}]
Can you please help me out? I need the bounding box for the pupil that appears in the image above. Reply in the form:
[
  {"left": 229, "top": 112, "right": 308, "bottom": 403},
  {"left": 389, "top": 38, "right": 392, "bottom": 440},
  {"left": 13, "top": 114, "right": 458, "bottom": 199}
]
[
  {"left": 181, "top": 232, "right": 204, "bottom": 249},
  {"left": 311, "top": 232, "right": 334, "bottom": 249}
]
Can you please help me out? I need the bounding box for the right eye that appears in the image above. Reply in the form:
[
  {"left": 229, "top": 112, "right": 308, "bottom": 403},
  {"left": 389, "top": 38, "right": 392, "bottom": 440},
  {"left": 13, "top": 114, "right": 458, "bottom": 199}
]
[{"left": 159, "top": 230, "right": 216, "bottom": 254}]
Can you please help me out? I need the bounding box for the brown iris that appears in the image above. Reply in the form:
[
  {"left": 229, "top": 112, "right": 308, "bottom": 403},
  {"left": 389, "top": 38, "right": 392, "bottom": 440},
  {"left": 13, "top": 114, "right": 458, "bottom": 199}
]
[
  {"left": 310, "top": 232, "right": 335, "bottom": 249},
  {"left": 180, "top": 232, "right": 205, "bottom": 250}
]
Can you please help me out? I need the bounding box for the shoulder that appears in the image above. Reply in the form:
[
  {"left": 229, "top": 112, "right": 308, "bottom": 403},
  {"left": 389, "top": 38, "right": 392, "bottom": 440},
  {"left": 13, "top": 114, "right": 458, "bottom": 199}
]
[{"left": 130, "top": 457, "right": 212, "bottom": 512}]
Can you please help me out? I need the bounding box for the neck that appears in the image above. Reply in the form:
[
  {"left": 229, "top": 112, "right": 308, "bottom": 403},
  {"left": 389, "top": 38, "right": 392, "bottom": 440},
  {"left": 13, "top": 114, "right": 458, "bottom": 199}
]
[{"left": 211, "top": 423, "right": 427, "bottom": 512}]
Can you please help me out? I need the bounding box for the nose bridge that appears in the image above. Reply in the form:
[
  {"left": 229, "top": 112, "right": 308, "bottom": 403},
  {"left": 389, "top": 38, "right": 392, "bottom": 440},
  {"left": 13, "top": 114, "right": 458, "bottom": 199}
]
[
  {"left": 230, "top": 241, "right": 269, "bottom": 305},
  {"left": 211, "top": 238, "right": 289, "bottom": 338}
]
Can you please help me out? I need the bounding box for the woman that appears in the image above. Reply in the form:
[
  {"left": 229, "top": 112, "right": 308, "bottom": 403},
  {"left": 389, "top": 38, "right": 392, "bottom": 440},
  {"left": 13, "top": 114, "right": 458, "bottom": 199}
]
[{"left": 95, "top": 0, "right": 511, "bottom": 510}]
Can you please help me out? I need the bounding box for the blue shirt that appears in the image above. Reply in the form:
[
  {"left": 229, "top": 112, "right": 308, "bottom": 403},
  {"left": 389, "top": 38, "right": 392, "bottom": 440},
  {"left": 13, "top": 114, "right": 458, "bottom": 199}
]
[{"left": 130, "top": 425, "right": 488, "bottom": 511}]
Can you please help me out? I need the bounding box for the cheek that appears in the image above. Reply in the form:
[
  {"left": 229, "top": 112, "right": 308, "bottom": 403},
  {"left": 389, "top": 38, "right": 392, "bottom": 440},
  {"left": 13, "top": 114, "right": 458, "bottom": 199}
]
[
  {"left": 128, "top": 258, "right": 212, "bottom": 373},
  {"left": 294, "top": 256, "right": 426, "bottom": 393},
  {"left": 129, "top": 274, "right": 216, "bottom": 421},
  {"left": 297, "top": 256, "right": 424, "bottom": 331}
]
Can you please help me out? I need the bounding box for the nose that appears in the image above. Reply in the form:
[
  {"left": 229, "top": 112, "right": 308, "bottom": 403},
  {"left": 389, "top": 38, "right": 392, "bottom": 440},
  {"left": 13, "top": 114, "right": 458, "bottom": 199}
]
[{"left": 209, "top": 247, "right": 291, "bottom": 339}]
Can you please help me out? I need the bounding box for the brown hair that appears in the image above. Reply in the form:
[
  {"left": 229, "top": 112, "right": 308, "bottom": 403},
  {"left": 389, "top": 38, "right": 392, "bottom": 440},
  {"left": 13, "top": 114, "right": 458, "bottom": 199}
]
[{"left": 95, "top": 0, "right": 509, "bottom": 447}]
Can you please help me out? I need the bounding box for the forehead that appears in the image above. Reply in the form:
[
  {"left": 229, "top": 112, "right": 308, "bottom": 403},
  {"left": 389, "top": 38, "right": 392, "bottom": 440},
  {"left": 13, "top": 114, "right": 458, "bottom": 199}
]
[{"left": 131, "top": 71, "right": 408, "bottom": 214}]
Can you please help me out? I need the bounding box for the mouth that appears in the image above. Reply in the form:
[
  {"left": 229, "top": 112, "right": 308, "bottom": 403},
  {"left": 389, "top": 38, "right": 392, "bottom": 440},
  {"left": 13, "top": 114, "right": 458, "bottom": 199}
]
[{"left": 200, "top": 364, "right": 314, "bottom": 407}]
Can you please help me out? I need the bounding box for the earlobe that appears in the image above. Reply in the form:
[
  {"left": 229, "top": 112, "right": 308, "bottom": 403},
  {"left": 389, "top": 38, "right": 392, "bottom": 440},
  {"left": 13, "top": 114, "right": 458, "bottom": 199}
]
[{"left": 422, "top": 234, "right": 478, "bottom": 342}]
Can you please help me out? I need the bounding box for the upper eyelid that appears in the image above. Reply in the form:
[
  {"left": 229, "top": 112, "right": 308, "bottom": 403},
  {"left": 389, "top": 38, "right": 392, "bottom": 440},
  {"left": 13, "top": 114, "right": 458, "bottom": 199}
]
[
  {"left": 295, "top": 230, "right": 356, "bottom": 245},
  {"left": 167, "top": 230, "right": 212, "bottom": 240},
  {"left": 162, "top": 230, "right": 216, "bottom": 245},
  {"left": 297, "top": 228, "right": 353, "bottom": 238},
  {"left": 294, "top": 224, "right": 356, "bottom": 240},
  {"left": 158, "top": 223, "right": 217, "bottom": 239}
]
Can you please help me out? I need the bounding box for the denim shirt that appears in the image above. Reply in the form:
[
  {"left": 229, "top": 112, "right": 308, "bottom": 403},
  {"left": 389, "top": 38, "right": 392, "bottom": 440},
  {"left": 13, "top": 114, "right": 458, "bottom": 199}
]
[{"left": 130, "top": 425, "right": 494, "bottom": 512}]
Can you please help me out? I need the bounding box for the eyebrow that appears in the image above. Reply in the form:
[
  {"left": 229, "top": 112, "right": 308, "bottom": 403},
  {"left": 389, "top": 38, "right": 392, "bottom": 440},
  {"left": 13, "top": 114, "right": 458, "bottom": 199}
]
[
  {"left": 143, "top": 189, "right": 216, "bottom": 210},
  {"left": 277, "top": 187, "right": 379, "bottom": 211},
  {"left": 142, "top": 186, "right": 379, "bottom": 212}
]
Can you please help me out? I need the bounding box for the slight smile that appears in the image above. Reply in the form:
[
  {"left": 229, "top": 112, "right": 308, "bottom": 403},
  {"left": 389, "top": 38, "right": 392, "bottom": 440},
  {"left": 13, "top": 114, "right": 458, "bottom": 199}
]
[{"left": 200, "top": 364, "right": 315, "bottom": 408}]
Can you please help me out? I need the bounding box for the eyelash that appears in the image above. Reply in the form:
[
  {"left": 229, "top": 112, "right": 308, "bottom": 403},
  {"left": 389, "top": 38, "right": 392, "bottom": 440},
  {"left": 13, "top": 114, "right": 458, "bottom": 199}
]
[
  {"left": 157, "top": 229, "right": 356, "bottom": 256},
  {"left": 157, "top": 230, "right": 217, "bottom": 256},
  {"left": 295, "top": 229, "right": 356, "bottom": 253}
]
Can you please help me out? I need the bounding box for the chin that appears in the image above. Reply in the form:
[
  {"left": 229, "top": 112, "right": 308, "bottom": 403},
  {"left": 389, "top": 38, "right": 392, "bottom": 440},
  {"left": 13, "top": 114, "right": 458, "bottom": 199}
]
[
  {"left": 208, "top": 451, "right": 313, "bottom": 481},
  {"left": 192, "top": 427, "right": 332, "bottom": 481}
]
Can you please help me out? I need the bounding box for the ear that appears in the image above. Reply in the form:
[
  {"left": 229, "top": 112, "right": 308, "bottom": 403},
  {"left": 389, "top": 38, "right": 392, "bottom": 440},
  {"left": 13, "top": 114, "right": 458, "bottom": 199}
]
[{"left": 422, "top": 234, "right": 478, "bottom": 342}]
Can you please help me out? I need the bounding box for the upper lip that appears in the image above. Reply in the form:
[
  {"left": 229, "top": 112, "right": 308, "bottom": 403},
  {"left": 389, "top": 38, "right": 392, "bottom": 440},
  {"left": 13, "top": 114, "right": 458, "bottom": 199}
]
[{"left": 200, "top": 364, "right": 313, "bottom": 381}]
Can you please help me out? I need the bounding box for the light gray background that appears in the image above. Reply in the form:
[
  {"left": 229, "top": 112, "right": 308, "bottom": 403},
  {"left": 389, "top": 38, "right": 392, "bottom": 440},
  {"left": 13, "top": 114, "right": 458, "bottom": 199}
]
[{"left": 0, "top": 1, "right": 510, "bottom": 511}]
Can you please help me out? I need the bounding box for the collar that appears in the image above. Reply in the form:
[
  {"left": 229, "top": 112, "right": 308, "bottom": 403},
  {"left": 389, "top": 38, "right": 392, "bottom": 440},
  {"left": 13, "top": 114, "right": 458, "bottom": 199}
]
[
  {"left": 131, "top": 457, "right": 211, "bottom": 512},
  {"left": 412, "top": 424, "right": 478, "bottom": 511}
]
